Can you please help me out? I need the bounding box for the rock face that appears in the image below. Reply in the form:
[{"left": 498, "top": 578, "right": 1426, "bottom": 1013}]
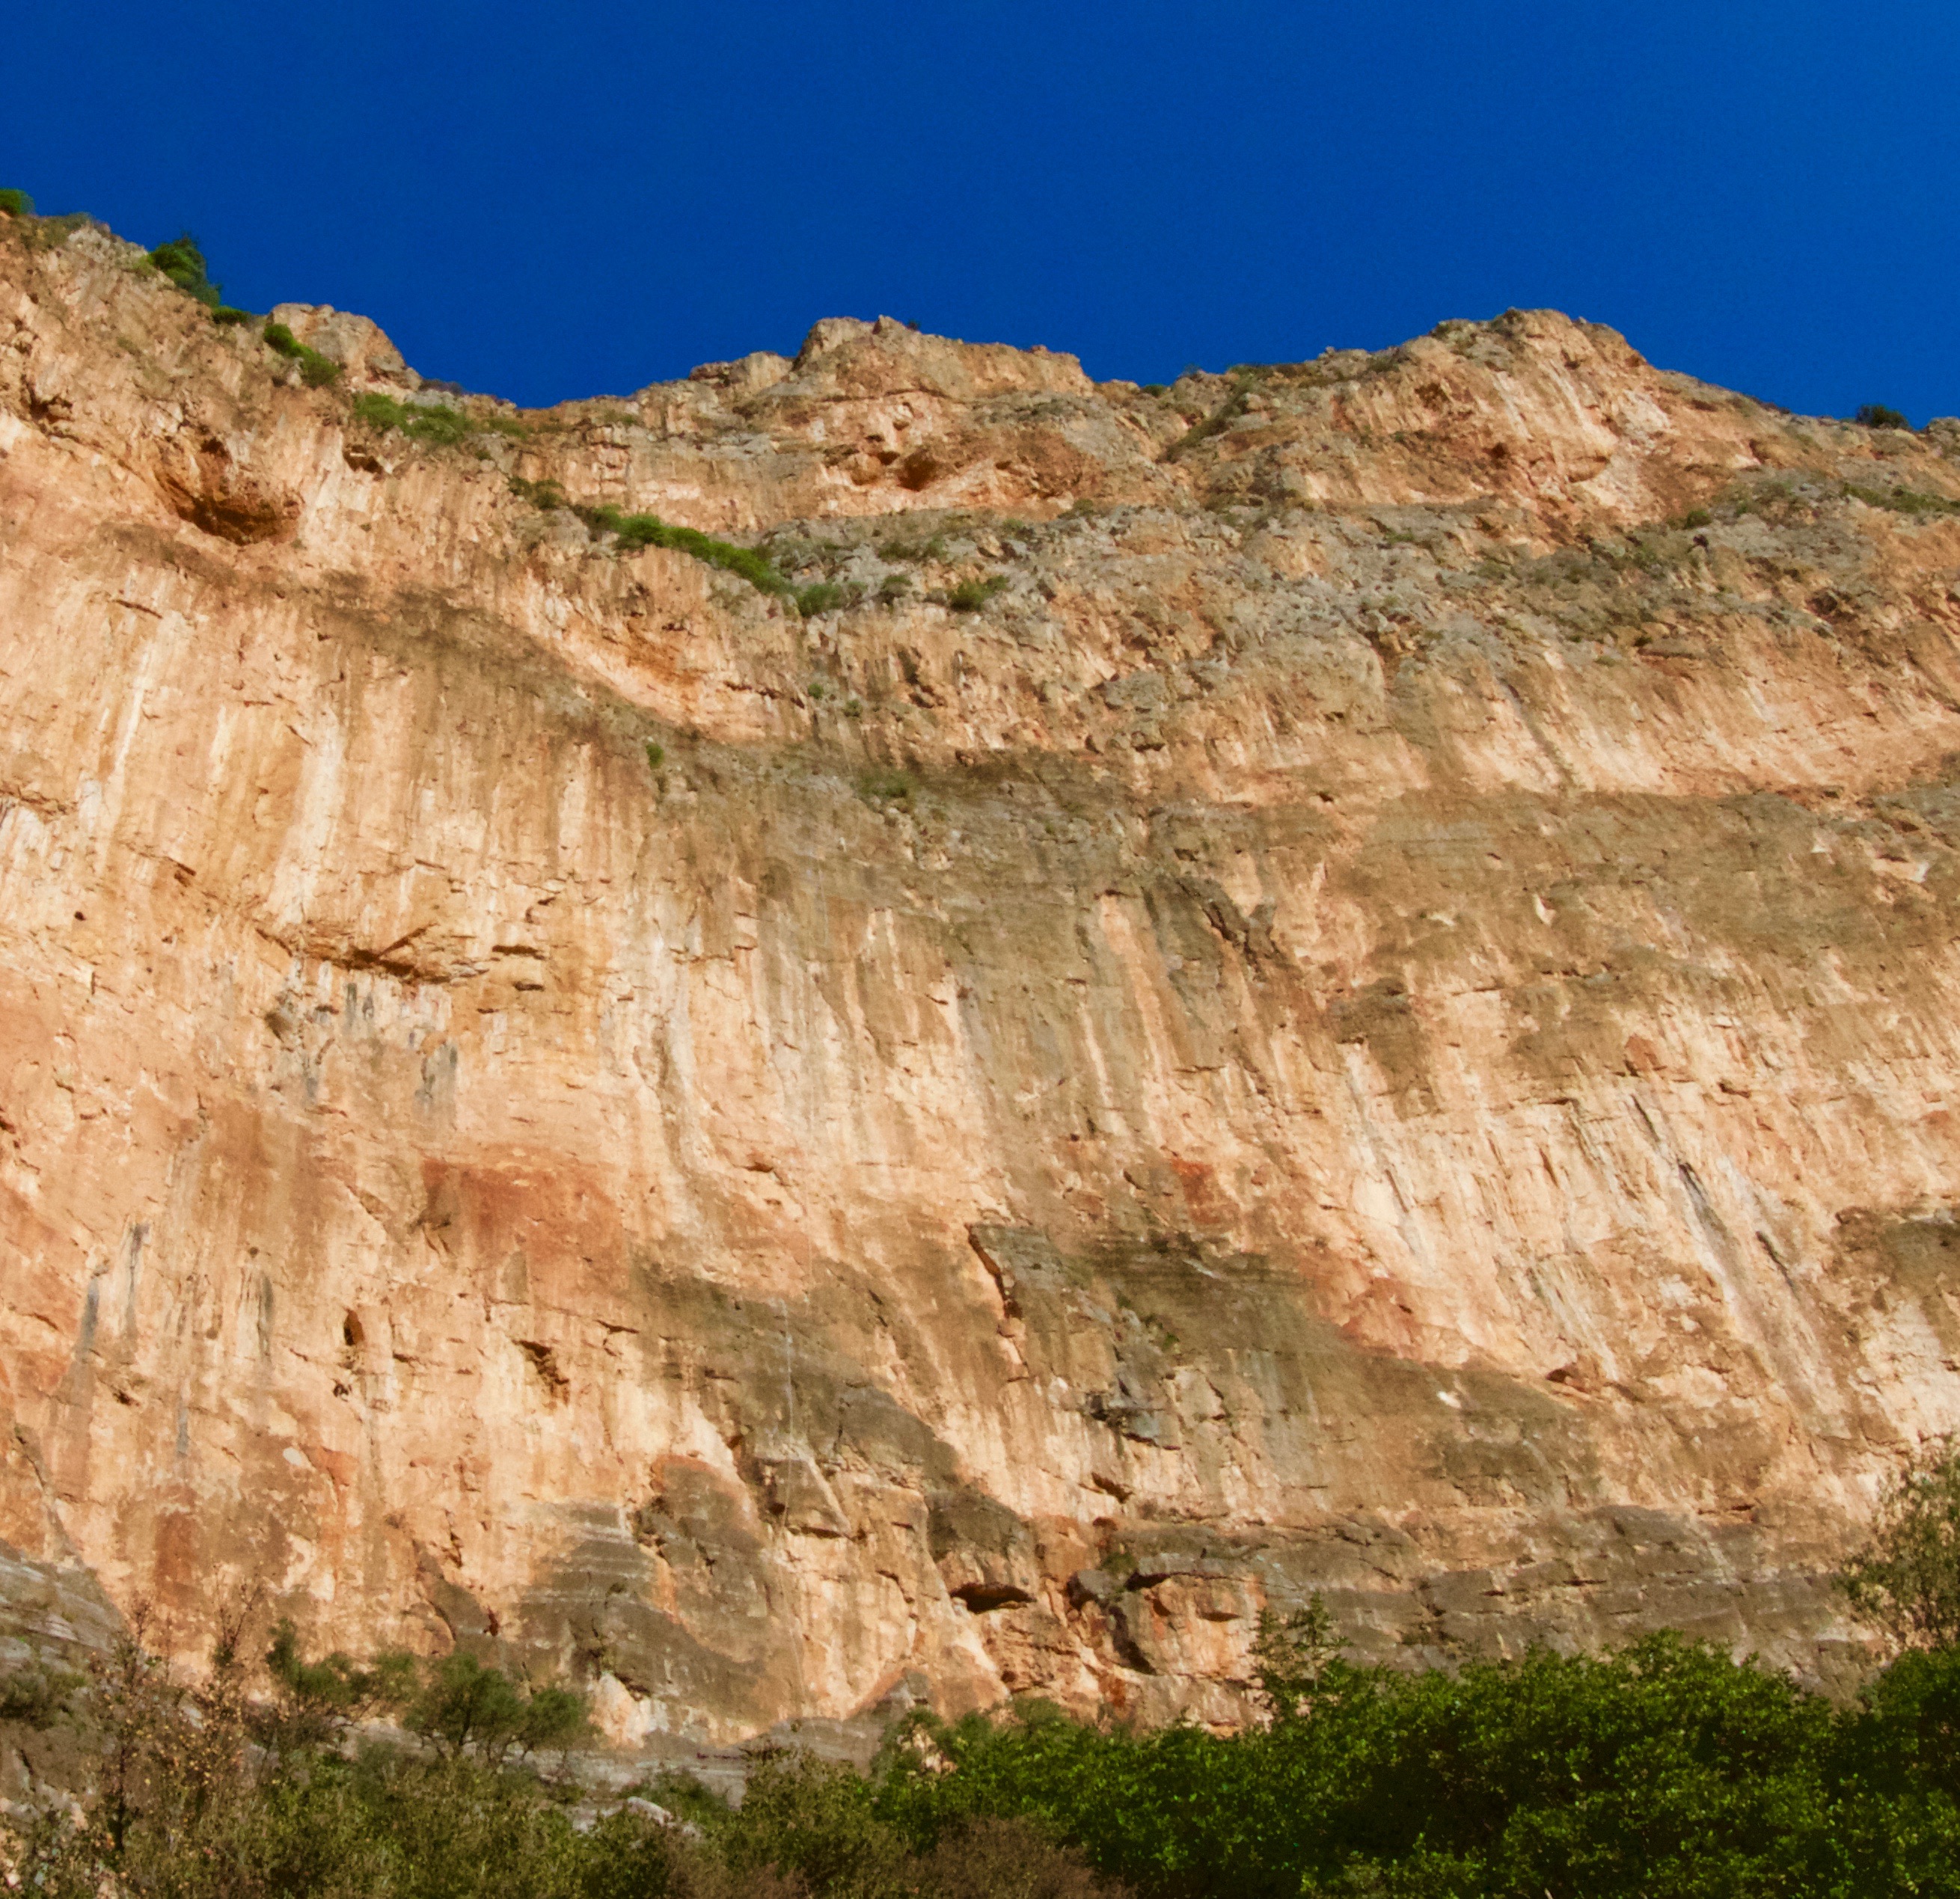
[{"left": 4, "top": 214, "right": 1960, "bottom": 1750}]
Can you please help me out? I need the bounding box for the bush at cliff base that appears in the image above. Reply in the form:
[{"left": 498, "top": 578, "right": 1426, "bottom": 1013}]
[
  {"left": 874, "top": 1635, "right": 1960, "bottom": 1897},
  {"left": 10, "top": 1444, "right": 1960, "bottom": 1899},
  {"left": 7, "top": 1632, "right": 1960, "bottom": 1898}
]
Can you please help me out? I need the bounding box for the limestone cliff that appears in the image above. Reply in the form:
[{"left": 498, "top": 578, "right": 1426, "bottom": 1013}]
[{"left": 4, "top": 212, "right": 1960, "bottom": 1758}]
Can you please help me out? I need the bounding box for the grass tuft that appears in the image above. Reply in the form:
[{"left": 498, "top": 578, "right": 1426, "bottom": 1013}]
[
  {"left": 947, "top": 574, "right": 1008, "bottom": 612},
  {"left": 858, "top": 766, "right": 915, "bottom": 804},
  {"left": 794, "top": 580, "right": 860, "bottom": 616}
]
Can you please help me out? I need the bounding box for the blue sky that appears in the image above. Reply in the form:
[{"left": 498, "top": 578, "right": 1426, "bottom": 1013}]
[{"left": 7, "top": 2, "right": 1957, "bottom": 418}]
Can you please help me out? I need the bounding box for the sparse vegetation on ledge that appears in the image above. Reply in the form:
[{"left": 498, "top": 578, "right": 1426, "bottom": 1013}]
[
  {"left": 947, "top": 574, "right": 1009, "bottom": 612},
  {"left": 263, "top": 321, "right": 342, "bottom": 387},
  {"left": 353, "top": 390, "right": 478, "bottom": 446},
  {"left": 355, "top": 390, "right": 525, "bottom": 447},
  {"left": 509, "top": 476, "right": 809, "bottom": 604},
  {"left": 791, "top": 579, "right": 858, "bottom": 616},
  {"left": 580, "top": 501, "right": 793, "bottom": 597}
]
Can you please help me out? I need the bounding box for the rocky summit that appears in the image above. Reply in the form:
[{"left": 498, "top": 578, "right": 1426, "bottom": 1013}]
[{"left": 4, "top": 211, "right": 1960, "bottom": 1766}]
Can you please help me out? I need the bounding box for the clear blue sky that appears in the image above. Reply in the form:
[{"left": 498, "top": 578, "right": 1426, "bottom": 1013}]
[{"left": 7, "top": 2, "right": 1957, "bottom": 419}]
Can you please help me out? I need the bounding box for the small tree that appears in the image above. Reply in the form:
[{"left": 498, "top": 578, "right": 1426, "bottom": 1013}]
[
  {"left": 1252, "top": 1591, "right": 1353, "bottom": 1722},
  {"left": 1840, "top": 1435, "right": 1960, "bottom": 1648},
  {"left": 515, "top": 1683, "right": 593, "bottom": 1763},
  {"left": 401, "top": 1651, "right": 592, "bottom": 1767},
  {"left": 263, "top": 1616, "right": 418, "bottom": 1750}
]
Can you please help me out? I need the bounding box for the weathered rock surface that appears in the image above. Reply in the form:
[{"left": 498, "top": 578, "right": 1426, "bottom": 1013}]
[{"left": 4, "top": 214, "right": 1960, "bottom": 1751}]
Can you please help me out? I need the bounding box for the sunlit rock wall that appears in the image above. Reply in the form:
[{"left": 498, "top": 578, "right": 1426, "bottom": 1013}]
[{"left": 5, "top": 219, "right": 1960, "bottom": 1749}]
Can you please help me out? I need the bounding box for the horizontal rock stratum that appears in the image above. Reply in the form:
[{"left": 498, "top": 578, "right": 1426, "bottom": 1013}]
[{"left": 4, "top": 213, "right": 1959, "bottom": 1752}]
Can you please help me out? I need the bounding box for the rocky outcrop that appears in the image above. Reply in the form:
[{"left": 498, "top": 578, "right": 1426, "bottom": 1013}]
[{"left": 4, "top": 212, "right": 1960, "bottom": 1755}]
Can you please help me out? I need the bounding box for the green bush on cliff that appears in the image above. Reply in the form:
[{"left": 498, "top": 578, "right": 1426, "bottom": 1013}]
[
  {"left": 148, "top": 233, "right": 233, "bottom": 317},
  {"left": 352, "top": 390, "right": 479, "bottom": 446},
  {"left": 510, "top": 473, "right": 571, "bottom": 510},
  {"left": 1840, "top": 1434, "right": 1960, "bottom": 1649},
  {"left": 946, "top": 574, "right": 1008, "bottom": 612},
  {"left": 0, "top": 189, "right": 34, "bottom": 218},
  {"left": 0, "top": 1651, "right": 79, "bottom": 1728},
  {"left": 138, "top": 232, "right": 254, "bottom": 327},
  {"left": 794, "top": 580, "right": 862, "bottom": 616},
  {"left": 575, "top": 503, "right": 792, "bottom": 597},
  {"left": 262, "top": 320, "right": 343, "bottom": 386},
  {"left": 503, "top": 476, "right": 794, "bottom": 599}
]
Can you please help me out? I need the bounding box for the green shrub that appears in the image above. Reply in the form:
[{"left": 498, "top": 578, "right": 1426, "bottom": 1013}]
[
  {"left": 645, "top": 741, "right": 666, "bottom": 773},
  {"left": 1857, "top": 404, "right": 1911, "bottom": 430},
  {"left": 266, "top": 1622, "right": 589, "bottom": 1770},
  {"left": 399, "top": 1651, "right": 589, "bottom": 1767},
  {"left": 507, "top": 477, "right": 794, "bottom": 598},
  {"left": 352, "top": 390, "right": 476, "bottom": 445},
  {"left": 871, "top": 1636, "right": 1878, "bottom": 1899},
  {"left": 148, "top": 233, "right": 224, "bottom": 310},
  {"left": 795, "top": 580, "right": 857, "bottom": 616},
  {"left": 947, "top": 574, "right": 1008, "bottom": 612},
  {"left": 1165, "top": 368, "right": 1262, "bottom": 461},
  {"left": 262, "top": 321, "right": 342, "bottom": 385},
  {"left": 0, "top": 188, "right": 33, "bottom": 218},
  {"left": 0, "top": 1654, "right": 80, "bottom": 1728},
  {"left": 510, "top": 474, "right": 570, "bottom": 510},
  {"left": 718, "top": 1750, "right": 912, "bottom": 1896},
  {"left": 578, "top": 504, "right": 791, "bottom": 596},
  {"left": 263, "top": 1616, "right": 417, "bottom": 1749},
  {"left": 1841, "top": 1435, "right": 1960, "bottom": 1648},
  {"left": 858, "top": 767, "right": 914, "bottom": 805}
]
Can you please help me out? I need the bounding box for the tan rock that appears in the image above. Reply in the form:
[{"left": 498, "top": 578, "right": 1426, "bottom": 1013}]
[{"left": 266, "top": 302, "right": 414, "bottom": 385}]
